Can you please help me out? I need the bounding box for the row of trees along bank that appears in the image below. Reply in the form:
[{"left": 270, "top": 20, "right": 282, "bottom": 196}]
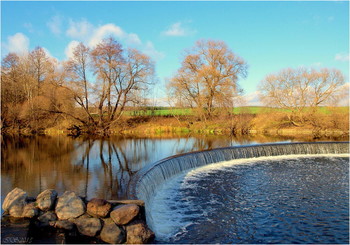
[
  {"left": 1, "top": 38, "right": 347, "bottom": 136},
  {"left": 1, "top": 37, "right": 155, "bottom": 135}
]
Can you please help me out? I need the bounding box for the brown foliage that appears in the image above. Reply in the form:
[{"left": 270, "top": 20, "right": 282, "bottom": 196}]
[
  {"left": 63, "top": 37, "right": 155, "bottom": 134},
  {"left": 259, "top": 67, "right": 345, "bottom": 126},
  {"left": 1, "top": 38, "right": 155, "bottom": 135},
  {"left": 168, "top": 39, "right": 247, "bottom": 121}
]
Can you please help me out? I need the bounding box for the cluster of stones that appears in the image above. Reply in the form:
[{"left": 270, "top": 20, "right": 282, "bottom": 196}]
[{"left": 2, "top": 188, "right": 154, "bottom": 244}]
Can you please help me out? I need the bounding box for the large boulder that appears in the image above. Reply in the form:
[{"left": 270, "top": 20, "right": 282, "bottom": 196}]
[
  {"left": 2, "top": 188, "right": 28, "bottom": 218},
  {"left": 87, "top": 198, "right": 112, "bottom": 218},
  {"left": 37, "top": 211, "right": 57, "bottom": 227},
  {"left": 126, "top": 220, "right": 155, "bottom": 244},
  {"left": 100, "top": 218, "right": 125, "bottom": 244},
  {"left": 74, "top": 216, "right": 102, "bottom": 237},
  {"left": 50, "top": 220, "right": 75, "bottom": 231},
  {"left": 36, "top": 189, "right": 57, "bottom": 211},
  {"left": 55, "top": 191, "right": 86, "bottom": 220},
  {"left": 110, "top": 204, "right": 139, "bottom": 225},
  {"left": 22, "top": 202, "right": 39, "bottom": 218}
]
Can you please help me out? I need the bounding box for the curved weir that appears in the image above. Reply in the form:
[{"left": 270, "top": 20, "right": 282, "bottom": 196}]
[{"left": 129, "top": 142, "right": 349, "bottom": 202}]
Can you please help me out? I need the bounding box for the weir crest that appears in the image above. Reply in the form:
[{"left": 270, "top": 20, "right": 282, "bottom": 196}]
[{"left": 128, "top": 142, "right": 349, "bottom": 230}]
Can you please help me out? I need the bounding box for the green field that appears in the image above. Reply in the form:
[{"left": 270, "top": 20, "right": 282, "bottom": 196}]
[{"left": 126, "top": 106, "right": 348, "bottom": 117}]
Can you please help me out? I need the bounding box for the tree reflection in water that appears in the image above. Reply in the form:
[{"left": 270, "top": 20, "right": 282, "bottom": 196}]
[{"left": 2, "top": 133, "right": 342, "bottom": 202}]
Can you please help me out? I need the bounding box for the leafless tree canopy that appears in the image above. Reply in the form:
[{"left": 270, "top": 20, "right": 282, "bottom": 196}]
[
  {"left": 1, "top": 37, "right": 155, "bottom": 134},
  {"left": 258, "top": 67, "right": 345, "bottom": 125},
  {"left": 168, "top": 39, "right": 248, "bottom": 120}
]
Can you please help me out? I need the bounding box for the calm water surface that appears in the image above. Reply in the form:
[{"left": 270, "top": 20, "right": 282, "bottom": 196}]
[
  {"left": 1, "top": 134, "right": 347, "bottom": 203},
  {"left": 1, "top": 134, "right": 288, "bottom": 201}
]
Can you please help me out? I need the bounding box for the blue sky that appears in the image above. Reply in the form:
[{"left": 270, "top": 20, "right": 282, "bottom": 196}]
[{"left": 2, "top": 1, "right": 349, "bottom": 105}]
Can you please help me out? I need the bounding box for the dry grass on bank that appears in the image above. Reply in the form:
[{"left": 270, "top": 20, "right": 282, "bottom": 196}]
[{"left": 112, "top": 110, "right": 349, "bottom": 138}]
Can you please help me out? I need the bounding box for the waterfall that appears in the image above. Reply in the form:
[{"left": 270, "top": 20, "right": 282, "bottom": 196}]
[{"left": 128, "top": 142, "right": 349, "bottom": 215}]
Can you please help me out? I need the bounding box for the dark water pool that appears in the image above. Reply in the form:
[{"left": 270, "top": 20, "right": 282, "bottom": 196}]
[{"left": 150, "top": 156, "right": 349, "bottom": 244}]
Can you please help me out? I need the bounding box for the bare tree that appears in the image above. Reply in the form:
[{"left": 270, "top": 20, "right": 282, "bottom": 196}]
[
  {"left": 91, "top": 37, "right": 124, "bottom": 127},
  {"left": 1, "top": 48, "right": 72, "bottom": 131},
  {"left": 56, "top": 37, "right": 155, "bottom": 134},
  {"left": 65, "top": 42, "right": 95, "bottom": 125},
  {"left": 90, "top": 37, "right": 155, "bottom": 133},
  {"left": 1, "top": 53, "right": 25, "bottom": 128},
  {"left": 168, "top": 39, "right": 247, "bottom": 120},
  {"left": 29, "top": 47, "right": 54, "bottom": 96},
  {"left": 258, "top": 67, "right": 345, "bottom": 125}
]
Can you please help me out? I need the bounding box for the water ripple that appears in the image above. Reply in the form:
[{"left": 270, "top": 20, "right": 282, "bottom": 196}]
[{"left": 149, "top": 155, "right": 349, "bottom": 244}]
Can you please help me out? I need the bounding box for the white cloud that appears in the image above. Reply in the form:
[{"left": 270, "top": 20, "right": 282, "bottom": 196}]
[
  {"left": 335, "top": 53, "right": 349, "bottom": 62},
  {"left": 47, "top": 15, "right": 64, "bottom": 35},
  {"left": 88, "top": 23, "right": 142, "bottom": 47},
  {"left": 162, "top": 21, "right": 195, "bottom": 37},
  {"left": 164, "top": 22, "right": 186, "bottom": 36},
  {"left": 66, "top": 19, "right": 94, "bottom": 40},
  {"left": 88, "top": 23, "right": 124, "bottom": 47},
  {"left": 64, "top": 19, "right": 162, "bottom": 62},
  {"left": 64, "top": 40, "right": 80, "bottom": 59},
  {"left": 125, "top": 33, "right": 142, "bottom": 46},
  {"left": 143, "top": 41, "right": 165, "bottom": 61},
  {"left": 2, "top": 32, "right": 30, "bottom": 55}
]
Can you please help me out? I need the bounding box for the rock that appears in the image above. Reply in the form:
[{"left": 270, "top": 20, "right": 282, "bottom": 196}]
[
  {"left": 55, "top": 191, "right": 86, "bottom": 220},
  {"left": 87, "top": 198, "right": 112, "bottom": 218},
  {"left": 36, "top": 189, "right": 57, "bottom": 211},
  {"left": 22, "top": 202, "right": 39, "bottom": 218},
  {"left": 74, "top": 216, "right": 101, "bottom": 237},
  {"left": 2, "top": 188, "right": 28, "bottom": 218},
  {"left": 126, "top": 220, "right": 155, "bottom": 244},
  {"left": 108, "top": 199, "right": 145, "bottom": 207},
  {"left": 100, "top": 218, "right": 125, "bottom": 244},
  {"left": 38, "top": 211, "right": 57, "bottom": 226},
  {"left": 53, "top": 220, "right": 75, "bottom": 231},
  {"left": 110, "top": 204, "right": 139, "bottom": 225}
]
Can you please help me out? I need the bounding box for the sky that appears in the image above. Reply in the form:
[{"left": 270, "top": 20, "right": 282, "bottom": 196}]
[{"left": 1, "top": 1, "right": 349, "bottom": 106}]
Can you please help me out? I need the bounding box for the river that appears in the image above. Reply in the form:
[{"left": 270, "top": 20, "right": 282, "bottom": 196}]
[{"left": 1, "top": 134, "right": 347, "bottom": 203}]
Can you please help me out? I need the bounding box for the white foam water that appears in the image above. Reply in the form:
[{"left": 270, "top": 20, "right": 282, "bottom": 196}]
[{"left": 148, "top": 154, "right": 349, "bottom": 243}]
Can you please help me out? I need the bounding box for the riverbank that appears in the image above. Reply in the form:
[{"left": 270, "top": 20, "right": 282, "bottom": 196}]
[{"left": 2, "top": 115, "right": 349, "bottom": 140}]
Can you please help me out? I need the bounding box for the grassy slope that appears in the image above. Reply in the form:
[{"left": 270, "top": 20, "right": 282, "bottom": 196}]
[
  {"left": 126, "top": 106, "right": 349, "bottom": 116},
  {"left": 117, "top": 106, "right": 349, "bottom": 137}
]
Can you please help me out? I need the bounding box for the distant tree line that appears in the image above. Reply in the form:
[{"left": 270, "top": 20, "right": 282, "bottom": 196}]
[{"left": 1, "top": 38, "right": 347, "bottom": 135}]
